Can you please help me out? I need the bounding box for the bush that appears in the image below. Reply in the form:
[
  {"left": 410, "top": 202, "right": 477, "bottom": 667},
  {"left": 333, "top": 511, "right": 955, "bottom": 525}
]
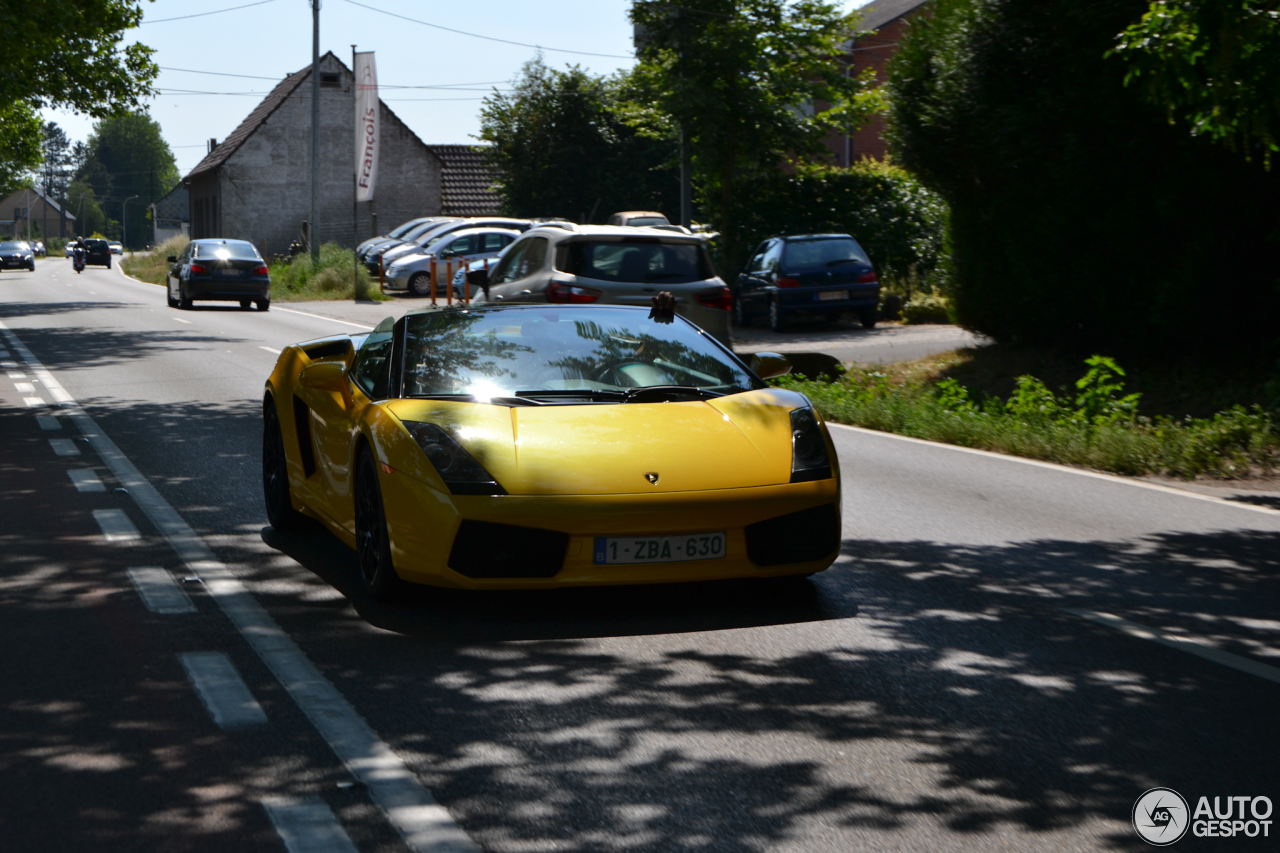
[
  {"left": 886, "top": 0, "right": 1280, "bottom": 360},
  {"left": 120, "top": 234, "right": 190, "bottom": 285},
  {"left": 269, "top": 243, "right": 382, "bottom": 302},
  {"left": 777, "top": 355, "right": 1280, "bottom": 479},
  {"left": 727, "top": 159, "right": 949, "bottom": 280}
]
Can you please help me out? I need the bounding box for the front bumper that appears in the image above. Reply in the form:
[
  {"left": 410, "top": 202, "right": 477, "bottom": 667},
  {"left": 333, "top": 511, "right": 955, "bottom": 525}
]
[{"left": 378, "top": 473, "right": 842, "bottom": 589}]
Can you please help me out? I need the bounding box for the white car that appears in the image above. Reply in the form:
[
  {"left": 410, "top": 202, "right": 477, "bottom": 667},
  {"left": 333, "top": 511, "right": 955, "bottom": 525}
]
[
  {"left": 384, "top": 228, "right": 519, "bottom": 297},
  {"left": 108, "top": 241, "right": 123, "bottom": 255},
  {"left": 471, "top": 224, "right": 732, "bottom": 344}
]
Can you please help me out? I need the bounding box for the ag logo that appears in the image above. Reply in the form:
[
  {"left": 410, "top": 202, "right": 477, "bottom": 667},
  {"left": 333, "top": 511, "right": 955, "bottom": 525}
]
[{"left": 1133, "top": 788, "right": 1190, "bottom": 845}]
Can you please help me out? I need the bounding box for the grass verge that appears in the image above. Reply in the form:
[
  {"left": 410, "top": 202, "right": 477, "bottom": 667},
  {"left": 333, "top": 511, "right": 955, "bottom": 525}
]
[
  {"left": 778, "top": 350, "right": 1280, "bottom": 480},
  {"left": 121, "top": 238, "right": 386, "bottom": 302}
]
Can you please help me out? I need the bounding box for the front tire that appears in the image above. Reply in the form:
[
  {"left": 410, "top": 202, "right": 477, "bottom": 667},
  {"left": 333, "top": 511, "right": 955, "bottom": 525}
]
[
  {"left": 262, "top": 399, "right": 305, "bottom": 531},
  {"left": 409, "top": 272, "right": 432, "bottom": 297},
  {"left": 769, "top": 296, "right": 788, "bottom": 332},
  {"left": 166, "top": 283, "right": 179, "bottom": 308},
  {"left": 354, "top": 447, "right": 402, "bottom": 600},
  {"left": 179, "top": 283, "right": 192, "bottom": 310}
]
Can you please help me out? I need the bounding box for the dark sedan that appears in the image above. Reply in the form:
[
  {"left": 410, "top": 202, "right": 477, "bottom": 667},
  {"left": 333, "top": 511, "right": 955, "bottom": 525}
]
[
  {"left": 734, "top": 233, "right": 879, "bottom": 331},
  {"left": 166, "top": 239, "right": 271, "bottom": 311},
  {"left": 0, "top": 241, "right": 35, "bottom": 272},
  {"left": 84, "top": 238, "right": 113, "bottom": 268}
]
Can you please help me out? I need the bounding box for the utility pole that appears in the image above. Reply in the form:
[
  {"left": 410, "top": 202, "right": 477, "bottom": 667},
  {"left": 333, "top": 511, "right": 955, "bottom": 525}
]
[
  {"left": 309, "top": 0, "right": 321, "bottom": 261},
  {"left": 123, "top": 195, "right": 138, "bottom": 249},
  {"left": 352, "top": 43, "right": 359, "bottom": 298}
]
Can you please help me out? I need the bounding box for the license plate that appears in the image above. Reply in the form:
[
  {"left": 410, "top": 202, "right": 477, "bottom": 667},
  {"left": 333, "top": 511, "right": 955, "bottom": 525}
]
[
  {"left": 594, "top": 532, "right": 726, "bottom": 565},
  {"left": 217, "top": 268, "right": 242, "bottom": 277},
  {"left": 817, "top": 290, "right": 848, "bottom": 301}
]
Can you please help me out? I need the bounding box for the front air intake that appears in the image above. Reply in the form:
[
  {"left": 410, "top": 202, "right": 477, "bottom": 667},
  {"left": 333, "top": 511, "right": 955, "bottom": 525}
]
[
  {"left": 448, "top": 521, "right": 569, "bottom": 578},
  {"left": 744, "top": 503, "right": 839, "bottom": 567}
]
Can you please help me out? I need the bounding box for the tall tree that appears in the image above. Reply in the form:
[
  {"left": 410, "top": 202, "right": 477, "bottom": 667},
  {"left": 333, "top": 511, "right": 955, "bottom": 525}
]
[
  {"left": 479, "top": 57, "right": 678, "bottom": 221},
  {"left": 40, "top": 123, "right": 75, "bottom": 237},
  {"left": 1111, "top": 0, "right": 1280, "bottom": 165},
  {"left": 76, "top": 112, "right": 178, "bottom": 247},
  {"left": 0, "top": 104, "right": 42, "bottom": 197},
  {"left": 628, "top": 0, "right": 882, "bottom": 267}
]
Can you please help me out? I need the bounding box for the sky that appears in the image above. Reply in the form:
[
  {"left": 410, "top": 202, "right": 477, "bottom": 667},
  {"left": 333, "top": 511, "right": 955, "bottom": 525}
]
[{"left": 43, "top": 0, "right": 865, "bottom": 179}]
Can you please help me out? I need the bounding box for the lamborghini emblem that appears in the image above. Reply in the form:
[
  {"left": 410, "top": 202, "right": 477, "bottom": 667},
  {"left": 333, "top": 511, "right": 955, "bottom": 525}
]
[{"left": 644, "top": 472, "right": 660, "bottom": 485}]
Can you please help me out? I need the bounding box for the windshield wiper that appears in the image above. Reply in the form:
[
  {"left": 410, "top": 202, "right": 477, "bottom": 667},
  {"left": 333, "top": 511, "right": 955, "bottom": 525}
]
[
  {"left": 644, "top": 273, "right": 693, "bottom": 281},
  {"left": 622, "top": 385, "right": 724, "bottom": 403},
  {"left": 514, "top": 388, "right": 626, "bottom": 401}
]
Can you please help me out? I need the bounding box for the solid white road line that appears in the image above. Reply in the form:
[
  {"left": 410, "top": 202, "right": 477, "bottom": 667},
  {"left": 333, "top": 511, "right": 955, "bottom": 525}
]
[
  {"left": 829, "top": 422, "right": 1280, "bottom": 516},
  {"left": 127, "top": 566, "right": 196, "bottom": 615},
  {"left": 36, "top": 415, "right": 61, "bottom": 431},
  {"left": 68, "top": 468, "right": 105, "bottom": 493},
  {"left": 0, "top": 320, "right": 479, "bottom": 853},
  {"left": 1067, "top": 609, "right": 1280, "bottom": 685},
  {"left": 261, "top": 796, "right": 360, "bottom": 853},
  {"left": 260, "top": 346, "right": 281, "bottom": 355},
  {"left": 48, "top": 438, "right": 80, "bottom": 456},
  {"left": 272, "top": 306, "right": 375, "bottom": 329},
  {"left": 179, "top": 652, "right": 269, "bottom": 729},
  {"left": 92, "top": 508, "right": 140, "bottom": 543}
]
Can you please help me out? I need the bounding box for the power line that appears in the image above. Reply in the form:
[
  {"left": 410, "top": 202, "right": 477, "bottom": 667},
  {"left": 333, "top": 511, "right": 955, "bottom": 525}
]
[
  {"left": 143, "top": 0, "right": 280, "bottom": 24},
  {"left": 340, "top": 0, "right": 633, "bottom": 59},
  {"left": 158, "top": 65, "right": 508, "bottom": 90}
]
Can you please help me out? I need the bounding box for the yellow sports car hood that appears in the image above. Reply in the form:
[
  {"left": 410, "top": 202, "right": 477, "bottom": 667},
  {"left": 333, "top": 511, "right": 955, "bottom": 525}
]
[{"left": 385, "top": 388, "right": 809, "bottom": 495}]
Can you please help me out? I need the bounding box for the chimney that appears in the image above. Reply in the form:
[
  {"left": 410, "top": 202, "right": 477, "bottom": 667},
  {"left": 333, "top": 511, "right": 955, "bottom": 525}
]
[{"left": 208, "top": 138, "right": 219, "bottom": 154}]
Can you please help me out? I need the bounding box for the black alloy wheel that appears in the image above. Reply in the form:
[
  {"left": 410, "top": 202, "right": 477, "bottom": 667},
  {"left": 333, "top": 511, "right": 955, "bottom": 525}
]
[
  {"left": 769, "top": 296, "right": 788, "bottom": 332},
  {"left": 409, "top": 272, "right": 432, "bottom": 297},
  {"left": 179, "top": 283, "right": 193, "bottom": 310},
  {"left": 354, "top": 447, "right": 402, "bottom": 600},
  {"left": 262, "top": 399, "right": 305, "bottom": 530},
  {"left": 859, "top": 307, "right": 877, "bottom": 330}
]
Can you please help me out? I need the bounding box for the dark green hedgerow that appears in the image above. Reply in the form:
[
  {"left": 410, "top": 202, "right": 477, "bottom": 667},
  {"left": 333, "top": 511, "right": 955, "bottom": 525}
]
[{"left": 776, "top": 356, "right": 1280, "bottom": 479}]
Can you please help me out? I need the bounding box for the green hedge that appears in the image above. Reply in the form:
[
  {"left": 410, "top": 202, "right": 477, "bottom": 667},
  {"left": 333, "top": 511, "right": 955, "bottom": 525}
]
[{"left": 726, "top": 160, "right": 949, "bottom": 280}]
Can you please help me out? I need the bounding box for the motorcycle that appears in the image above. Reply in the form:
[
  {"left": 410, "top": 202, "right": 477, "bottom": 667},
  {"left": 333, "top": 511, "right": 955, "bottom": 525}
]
[{"left": 72, "top": 247, "right": 85, "bottom": 274}]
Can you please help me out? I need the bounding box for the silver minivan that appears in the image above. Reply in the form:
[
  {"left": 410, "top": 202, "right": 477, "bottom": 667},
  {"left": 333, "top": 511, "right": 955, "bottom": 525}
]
[{"left": 473, "top": 225, "right": 732, "bottom": 343}]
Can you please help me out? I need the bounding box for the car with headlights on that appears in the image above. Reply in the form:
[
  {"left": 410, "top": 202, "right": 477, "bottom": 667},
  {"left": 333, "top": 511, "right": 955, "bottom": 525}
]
[
  {"left": 0, "top": 241, "right": 36, "bottom": 272},
  {"left": 384, "top": 227, "right": 519, "bottom": 297},
  {"left": 262, "top": 303, "right": 839, "bottom": 598},
  {"left": 166, "top": 238, "right": 271, "bottom": 310},
  {"left": 734, "top": 233, "right": 879, "bottom": 331},
  {"left": 108, "top": 241, "right": 123, "bottom": 255},
  {"left": 468, "top": 224, "right": 733, "bottom": 344}
]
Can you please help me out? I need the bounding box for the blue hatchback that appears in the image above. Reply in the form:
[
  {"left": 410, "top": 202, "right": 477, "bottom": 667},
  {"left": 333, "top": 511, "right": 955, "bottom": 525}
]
[{"left": 733, "top": 233, "right": 879, "bottom": 332}]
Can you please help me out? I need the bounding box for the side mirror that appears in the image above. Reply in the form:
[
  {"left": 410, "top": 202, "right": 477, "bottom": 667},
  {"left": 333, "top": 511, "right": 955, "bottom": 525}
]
[
  {"left": 167, "top": 256, "right": 177, "bottom": 263},
  {"left": 749, "top": 352, "right": 792, "bottom": 380},
  {"left": 299, "top": 361, "right": 348, "bottom": 392}
]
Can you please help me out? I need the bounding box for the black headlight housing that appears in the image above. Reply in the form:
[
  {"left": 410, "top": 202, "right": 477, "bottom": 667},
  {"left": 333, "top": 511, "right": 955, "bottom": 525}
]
[
  {"left": 401, "top": 421, "right": 507, "bottom": 495},
  {"left": 790, "top": 407, "right": 832, "bottom": 483}
]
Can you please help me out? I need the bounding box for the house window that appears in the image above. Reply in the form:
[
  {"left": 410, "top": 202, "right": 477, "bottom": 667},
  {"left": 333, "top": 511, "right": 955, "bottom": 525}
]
[{"left": 320, "top": 72, "right": 340, "bottom": 87}]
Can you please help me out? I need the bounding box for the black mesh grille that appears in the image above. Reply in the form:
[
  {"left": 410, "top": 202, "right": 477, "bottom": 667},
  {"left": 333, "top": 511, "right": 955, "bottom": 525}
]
[
  {"left": 448, "top": 520, "right": 569, "bottom": 578},
  {"left": 304, "top": 340, "right": 351, "bottom": 360},
  {"left": 744, "top": 503, "right": 840, "bottom": 567},
  {"left": 292, "top": 395, "right": 316, "bottom": 478}
]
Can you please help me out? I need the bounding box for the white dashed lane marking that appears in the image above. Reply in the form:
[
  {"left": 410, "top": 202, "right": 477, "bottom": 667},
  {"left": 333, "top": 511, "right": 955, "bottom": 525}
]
[
  {"left": 36, "top": 415, "right": 61, "bottom": 430},
  {"left": 261, "top": 796, "right": 359, "bottom": 853},
  {"left": 23, "top": 397, "right": 46, "bottom": 408},
  {"left": 127, "top": 566, "right": 195, "bottom": 615},
  {"left": 180, "top": 652, "right": 268, "bottom": 730},
  {"left": 68, "top": 468, "right": 105, "bottom": 493},
  {"left": 48, "top": 438, "right": 79, "bottom": 456},
  {"left": 13, "top": 382, "right": 36, "bottom": 394},
  {"left": 92, "top": 508, "right": 140, "bottom": 542},
  {"left": 172, "top": 317, "right": 192, "bottom": 324},
  {"left": 1067, "top": 609, "right": 1280, "bottom": 685}
]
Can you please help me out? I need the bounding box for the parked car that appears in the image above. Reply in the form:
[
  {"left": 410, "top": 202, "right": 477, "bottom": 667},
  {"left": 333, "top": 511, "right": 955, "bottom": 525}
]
[
  {"left": 607, "top": 211, "right": 670, "bottom": 227},
  {"left": 0, "top": 240, "right": 36, "bottom": 272},
  {"left": 166, "top": 238, "right": 271, "bottom": 311},
  {"left": 469, "top": 224, "right": 732, "bottom": 344},
  {"left": 65, "top": 242, "right": 75, "bottom": 258},
  {"left": 375, "top": 218, "right": 533, "bottom": 273},
  {"left": 451, "top": 245, "right": 515, "bottom": 301},
  {"left": 384, "top": 228, "right": 520, "bottom": 297},
  {"left": 108, "top": 241, "right": 123, "bottom": 255},
  {"left": 356, "top": 216, "right": 452, "bottom": 259},
  {"left": 363, "top": 218, "right": 465, "bottom": 272},
  {"left": 84, "top": 238, "right": 113, "bottom": 268},
  {"left": 734, "top": 233, "right": 879, "bottom": 332}
]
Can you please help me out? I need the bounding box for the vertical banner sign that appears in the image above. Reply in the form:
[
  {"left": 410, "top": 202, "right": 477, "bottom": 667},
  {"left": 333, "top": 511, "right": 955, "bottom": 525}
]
[{"left": 354, "top": 51, "right": 379, "bottom": 203}]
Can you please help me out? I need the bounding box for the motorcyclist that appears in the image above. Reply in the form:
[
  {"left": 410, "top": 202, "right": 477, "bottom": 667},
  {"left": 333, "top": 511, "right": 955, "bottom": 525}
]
[{"left": 71, "top": 236, "right": 87, "bottom": 272}]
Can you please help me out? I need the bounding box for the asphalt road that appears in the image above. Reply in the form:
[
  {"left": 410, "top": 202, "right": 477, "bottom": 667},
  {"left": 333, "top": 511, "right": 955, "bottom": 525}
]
[{"left": 1, "top": 257, "right": 1277, "bottom": 852}]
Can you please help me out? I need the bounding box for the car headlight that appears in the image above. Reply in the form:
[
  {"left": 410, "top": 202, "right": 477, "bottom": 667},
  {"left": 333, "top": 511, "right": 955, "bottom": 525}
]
[
  {"left": 790, "top": 407, "right": 832, "bottom": 483},
  {"left": 401, "top": 421, "right": 507, "bottom": 495}
]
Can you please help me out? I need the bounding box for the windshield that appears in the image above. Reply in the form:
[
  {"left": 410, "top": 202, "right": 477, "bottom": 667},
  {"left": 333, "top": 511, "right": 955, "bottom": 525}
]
[
  {"left": 388, "top": 218, "right": 431, "bottom": 239},
  {"left": 401, "top": 306, "right": 753, "bottom": 399},
  {"left": 783, "top": 237, "right": 870, "bottom": 270},
  {"left": 561, "top": 241, "right": 712, "bottom": 284},
  {"left": 0, "top": 242, "right": 23, "bottom": 251},
  {"left": 193, "top": 240, "right": 260, "bottom": 259}
]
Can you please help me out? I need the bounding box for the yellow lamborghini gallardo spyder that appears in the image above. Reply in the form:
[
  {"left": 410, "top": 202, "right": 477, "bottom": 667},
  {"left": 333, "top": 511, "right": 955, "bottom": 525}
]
[{"left": 262, "top": 303, "right": 841, "bottom": 598}]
